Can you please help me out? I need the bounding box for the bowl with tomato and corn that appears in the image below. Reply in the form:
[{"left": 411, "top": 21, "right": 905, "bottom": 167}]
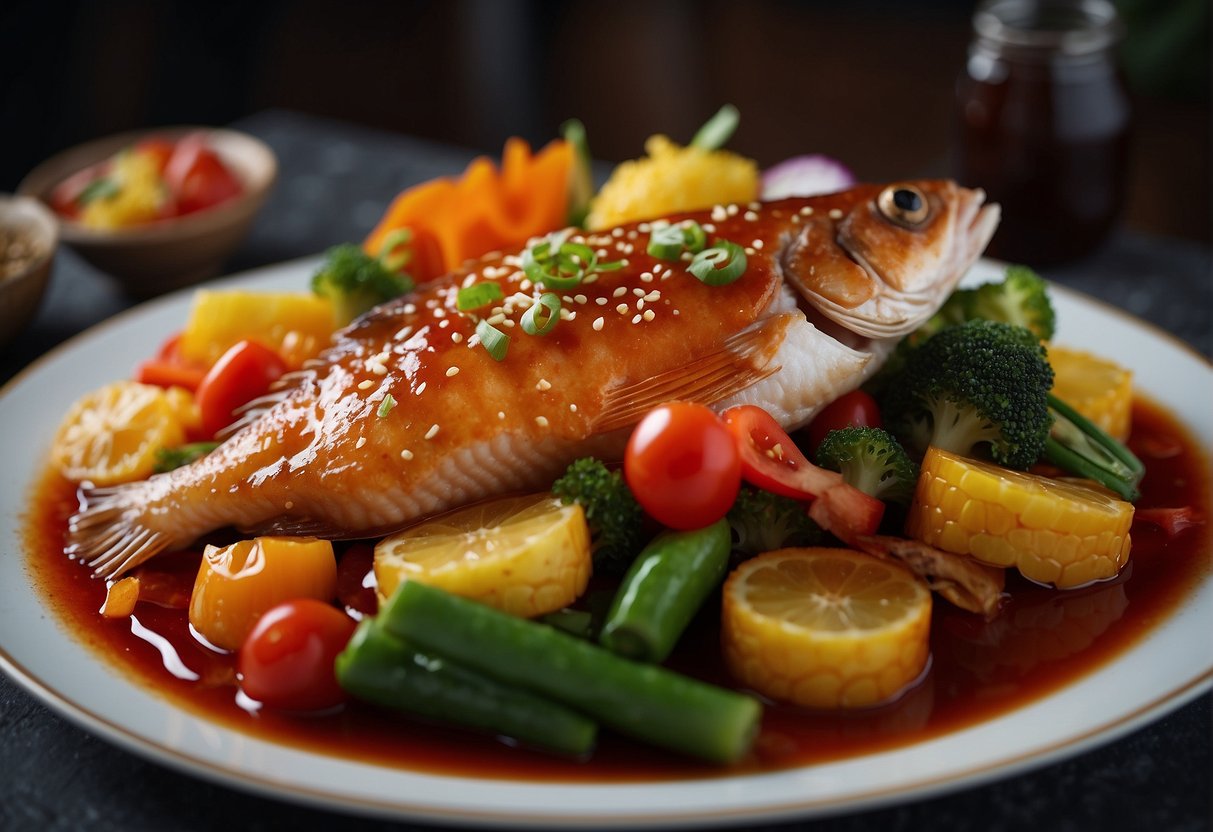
[{"left": 18, "top": 126, "right": 276, "bottom": 296}]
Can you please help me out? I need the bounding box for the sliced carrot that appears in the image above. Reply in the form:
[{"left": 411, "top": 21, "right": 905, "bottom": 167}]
[
  {"left": 362, "top": 138, "right": 572, "bottom": 283},
  {"left": 135, "top": 358, "right": 207, "bottom": 391}
]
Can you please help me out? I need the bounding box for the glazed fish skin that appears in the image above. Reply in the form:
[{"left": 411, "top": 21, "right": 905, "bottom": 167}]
[{"left": 69, "top": 181, "right": 998, "bottom": 577}]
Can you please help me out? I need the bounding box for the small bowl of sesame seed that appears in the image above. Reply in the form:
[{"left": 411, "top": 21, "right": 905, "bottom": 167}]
[{"left": 0, "top": 194, "right": 58, "bottom": 349}]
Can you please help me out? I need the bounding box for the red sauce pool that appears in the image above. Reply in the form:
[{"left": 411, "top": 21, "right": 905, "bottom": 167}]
[{"left": 23, "top": 399, "right": 1211, "bottom": 782}]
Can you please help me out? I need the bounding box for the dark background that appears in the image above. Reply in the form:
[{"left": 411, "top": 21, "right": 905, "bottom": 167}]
[{"left": 1, "top": 0, "right": 1209, "bottom": 244}]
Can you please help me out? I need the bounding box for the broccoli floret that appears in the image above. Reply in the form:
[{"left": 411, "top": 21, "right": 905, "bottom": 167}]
[
  {"left": 726, "top": 486, "right": 825, "bottom": 557},
  {"left": 311, "top": 244, "right": 414, "bottom": 326},
  {"left": 552, "top": 458, "right": 645, "bottom": 574},
  {"left": 814, "top": 427, "right": 918, "bottom": 506},
  {"left": 882, "top": 320, "right": 1054, "bottom": 470}
]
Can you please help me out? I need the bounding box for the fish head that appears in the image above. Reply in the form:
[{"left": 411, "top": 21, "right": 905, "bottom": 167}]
[{"left": 781, "top": 181, "right": 1000, "bottom": 339}]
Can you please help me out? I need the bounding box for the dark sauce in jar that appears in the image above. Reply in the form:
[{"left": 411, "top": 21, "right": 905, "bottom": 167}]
[{"left": 955, "top": 0, "right": 1131, "bottom": 264}]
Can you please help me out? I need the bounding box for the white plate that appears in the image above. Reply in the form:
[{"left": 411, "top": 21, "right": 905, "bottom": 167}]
[{"left": 1, "top": 258, "right": 1210, "bottom": 828}]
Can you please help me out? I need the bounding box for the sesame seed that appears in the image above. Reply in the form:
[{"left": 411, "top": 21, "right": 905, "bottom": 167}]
[
  {"left": 497, "top": 411, "right": 506, "bottom": 420},
  {"left": 400, "top": 449, "right": 413, "bottom": 461},
  {"left": 799, "top": 206, "right": 814, "bottom": 217},
  {"left": 611, "top": 227, "right": 624, "bottom": 238},
  {"left": 711, "top": 205, "right": 727, "bottom": 222},
  {"left": 569, "top": 403, "right": 578, "bottom": 413},
  {"left": 535, "top": 416, "right": 549, "bottom": 428},
  {"left": 726, "top": 204, "right": 739, "bottom": 216},
  {"left": 637, "top": 299, "right": 645, "bottom": 310},
  {"left": 596, "top": 297, "right": 608, "bottom": 306},
  {"left": 640, "top": 272, "right": 654, "bottom": 283},
  {"left": 643, "top": 309, "right": 655, "bottom": 322},
  {"left": 593, "top": 317, "right": 604, "bottom": 331},
  {"left": 633, "top": 288, "right": 645, "bottom": 297},
  {"left": 829, "top": 208, "right": 843, "bottom": 220},
  {"left": 631, "top": 314, "right": 642, "bottom": 324},
  {"left": 394, "top": 325, "right": 414, "bottom": 340},
  {"left": 574, "top": 294, "right": 588, "bottom": 305},
  {"left": 744, "top": 210, "right": 759, "bottom": 222},
  {"left": 520, "top": 279, "right": 533, "bottom": 291},
  {"left": 503, "top": 319, "right": 516, "bottom": 328},
  {"left": 487, "top": 313, "right": 506, "bottom": 326},
  {"left": 433, "top": 307, "right": 446, "bottom": 318},
  {"left": 356, "top": 437, "right": 367, "bottom": 450},
  {"left": 358, "top": 379, "right": 374, "bottom": 390},
  {"left": 369, "top": 362, "right": 388, "bottom": 376},
  {"left": 745, "top": 248, "right": 756, "bottom": 256},
  {"left": 536, "top": 378, "right": 552, "bottom": 391},
  {"left": 626, "top": 230, "right": 639, "bottom": 240},
  {"left": 702, "top": 223, "right": 716, "bottom": 233},
  {"left": 451, "top": 332, "right": 464, "bottom": 343},
  {"left": 404, "top": 303, "right": 417, "bottom": 314},
  {"left": 637, "top": 222, "right": 651, "bottom": 233},
  {"left": 753, "top": 239, "right": 764, "bottom": 249},
  {"left": 616, "top": 303, "right": 629, "bottom": 314},
  {"left": 613, "top": 286, "right": 628, "bottom": 298},
  {"left": 425, "top": 424, "right": 440, "bottom": 440},
  {"left": 416, "top": 382, "right": 427, "bottom": 394},
  {"left": 446, "top": 366, "right": 460, "bottom": 377},
  {"left": 673, "top": 309, "right": 680, "bottom": 316},
  {"left": 644, "top": 290, "right": 661, "bottom": 302},
  {"left": 583, "top": 274, "right": 599, "bottom": 284}
]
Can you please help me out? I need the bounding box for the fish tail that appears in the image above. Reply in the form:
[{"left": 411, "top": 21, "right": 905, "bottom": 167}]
[{"left": 67, "top": 479, "right": 178, "bottom": 579}]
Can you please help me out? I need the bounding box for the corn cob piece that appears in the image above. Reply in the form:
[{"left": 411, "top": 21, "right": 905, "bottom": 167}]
[
  {"left": 906, "top": 447, "right": 1133, "bottom": 589},
  {"left": 1048, "top": 345, "right": 1133, "bottom": 442}
]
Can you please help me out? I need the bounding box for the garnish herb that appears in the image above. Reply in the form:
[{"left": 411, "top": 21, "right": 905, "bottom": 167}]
[
  {"left": 521, "top": 293, "right": 561, "bottom": 336},
  {"left": 689, "top": 104, "right": 740, "bottom": 151},
  {"left": 476, "top": 318, "right": 510, "bottom": 361},
  {"left": 522, "top": 230, "right": 624, "bottom": 291},
  {"left": 378, "top": 228, "right": 414, "bottom": 273},
  {"left": 456, "top": 282, "right": 504, "bottom": 312},
  {"left": 689, "top": 241, "right": 747, "bottom": 286},
  {"left": 153, "top": 441, "right": 220, "bottom": 474},
  {"left": 78, "top": 177, "right": 121, "bottom": 205},
  {"left": 377, "top": 393, "right": 397, "bottom": 418}
]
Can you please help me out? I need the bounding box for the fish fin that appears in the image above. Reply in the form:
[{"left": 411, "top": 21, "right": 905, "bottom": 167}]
[
  {"left": 67, "top": 483, "right": 173, "bottom": 579},
  {"left": 239, "top": 514, "right": 346, "bottom": 538},
  {"left": 591, "top": 313, "right": 793, "bottom": 434},
  {"left": 216, "top": 370, "right": 313, "bottom": 440}
]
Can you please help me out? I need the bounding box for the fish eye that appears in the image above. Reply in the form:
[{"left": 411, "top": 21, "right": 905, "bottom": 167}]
[{"left": 877, "top": 185, "right": 931, "bottom": 228}]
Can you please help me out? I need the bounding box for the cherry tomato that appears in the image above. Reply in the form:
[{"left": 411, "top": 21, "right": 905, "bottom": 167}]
[
  {"left": 806, "top": 390, "right": 882, "bottom": 456},
  {"left": 624, "top": 402, "right": 741, "bottom": 530},
  {"left": 195, "top": 340, "right": 287, "bottom": 438},
  {"left": 238, "top": 599, "right": 356, "bottom": 711},
  {"left": 722, "top": 405, "right": 884, "bottom": 542},
  {"left": 164, "top": 134, "right": 243, "bottom": 215}
]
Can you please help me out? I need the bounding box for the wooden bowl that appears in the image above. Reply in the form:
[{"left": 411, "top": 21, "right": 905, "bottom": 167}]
[
  {"left": 0, "top": 195, "right": 57, "bottom": 349},
  {"left": 18, "top": 127, "right": 275, "bottom": 297}
]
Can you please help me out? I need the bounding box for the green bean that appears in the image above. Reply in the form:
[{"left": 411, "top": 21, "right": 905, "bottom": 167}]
[
  {"left": 335, "top": 619, "right": 597, "bottom": 756},
  {"left": 380, "top": 581, "right": 761, "bottom": 764},
  {"left": 599, "top": 519, "right": 730, "bottom": 663}
]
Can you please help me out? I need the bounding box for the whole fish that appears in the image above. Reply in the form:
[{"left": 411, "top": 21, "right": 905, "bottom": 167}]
[{"left": 69, "top": 181, "right": 999, "bottom": 577}]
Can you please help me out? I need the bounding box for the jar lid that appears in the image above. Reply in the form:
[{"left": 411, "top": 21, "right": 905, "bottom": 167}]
[{"left": 974, "top": 0, "right": 1125, "bottom": 57}]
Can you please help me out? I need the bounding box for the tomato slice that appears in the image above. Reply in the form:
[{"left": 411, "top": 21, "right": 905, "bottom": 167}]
[
  {"left": 238, "top": 599, "right": 356, "bottom": 711},
  {"left": 164, "top": 133, "right": 243, "bottom": 215},
  {"left": 806, "top": 390, "right": 882, "bottom": 455},
  {"left": 722, "top": 405, "right": 884, "bottom": 542},
  {"left": 134, "top": 138, "right": 175, "bottom": 175},
  {"left": 624, "top": 402, "right": 741, "bottom": 530},
  {"left": 195, "top": 340, "right": 287, "bottom": 439}
]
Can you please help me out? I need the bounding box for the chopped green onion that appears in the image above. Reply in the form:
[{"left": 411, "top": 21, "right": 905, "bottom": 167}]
[
  {"left": 681, "top": 221, "right": 707, "bottom": 253},
  {"left": 476, "top": 319, "right": 510, "bottom": 361},
  {"left": 521, "top": 293, "right": 562, "bottom": 336},
  {"left": 689, "top": 241, "right": 747, "bottom": 286},
  {"left": 647, "top": 224, "right": 685, "bottom": 260},
  {"left": 377, "top": 393, "right": 397, "bottom": 418},
  {"left": 78, "top": 177, "right": 121, "bottom": 205},
  {"left": 153, "top": 441, "right": 220, "bottom": 474},
  {"left": 456, "top": 281, "right": 504, "bottom": 312},
  {"left": 562, "top": 118, "right": 595, "bottom": 228},
  {"left": 378, "top": 228, "right": 413, "bottom": 272},
  {"left": 689, "top": 104, "right": 740, "bottom": 151},
  {"left": 522, "top": 231, "right": 625, "bottom": 290}
]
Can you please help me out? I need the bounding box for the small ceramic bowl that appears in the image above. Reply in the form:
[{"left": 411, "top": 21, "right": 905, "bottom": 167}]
[
  {"left": 0, "top": 195, "right": 58, "bottom": 349},
  {"left": 18, "top": 126, "right": 276, "bottom": 297}
]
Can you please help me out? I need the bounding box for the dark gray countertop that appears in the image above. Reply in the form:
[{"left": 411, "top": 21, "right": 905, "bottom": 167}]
[{"left": 1, "top": 110, "right": 1209, "bottom": 832}]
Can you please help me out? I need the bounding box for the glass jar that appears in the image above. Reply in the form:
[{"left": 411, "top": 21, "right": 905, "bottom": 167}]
[{"left": 955, "top": 0, "right": 1131, "bottom": 264}]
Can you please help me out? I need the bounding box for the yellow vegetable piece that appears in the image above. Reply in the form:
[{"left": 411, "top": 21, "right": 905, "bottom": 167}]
[
  {"left": 906, "top": 447, "right": 1134, "bottom": 589},
  {"left": 100, "top": 576, "right": 141, "bottom": 618},
  {"left": 52, "top": 381, "right": 189, "bottom": 485},
  {"left": 586, "top": 135, "right": 759, "bottom": 230},
  {"left": 721, "top": 548, "right": 932, "bottom": 710},
  {"left": 79, "top": 151, "right": 164, "bottom": 230},
  {"left": 374, "top": 494, "right": 591, "bottom": 619},
  {"left": 189, "top": 536, "right": 337, "bottom": 651},
  {"left": 1049, "top": 345, "right": 1133, "bottom": 441},
  {"left": 178, "top": 289, "right": 336, "bottom": 370}
]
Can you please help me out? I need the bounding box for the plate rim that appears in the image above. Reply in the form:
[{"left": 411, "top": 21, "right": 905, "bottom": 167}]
[{"left": 1, "top": 257, "right": 1210, "bottom": 828}]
